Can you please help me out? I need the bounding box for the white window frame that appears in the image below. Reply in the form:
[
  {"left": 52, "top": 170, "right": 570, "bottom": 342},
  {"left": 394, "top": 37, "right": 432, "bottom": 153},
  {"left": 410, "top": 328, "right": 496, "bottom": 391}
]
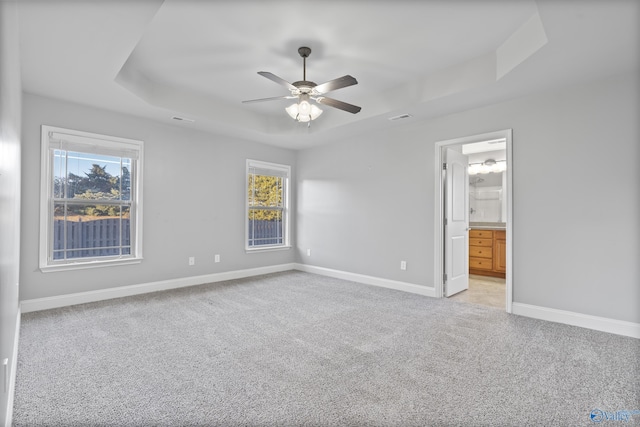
[
  {"left": 39, "top": 125, "right": 144, "bottom": 272},
  {"left": 245, "top": 159, "right": 291, "bottom": 252}
]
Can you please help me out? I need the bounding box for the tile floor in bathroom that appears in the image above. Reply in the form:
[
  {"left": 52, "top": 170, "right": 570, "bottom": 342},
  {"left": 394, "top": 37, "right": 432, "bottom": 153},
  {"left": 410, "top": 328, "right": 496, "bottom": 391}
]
[{"left": 449, "top": 274, "right": 506, "bottom": 309}]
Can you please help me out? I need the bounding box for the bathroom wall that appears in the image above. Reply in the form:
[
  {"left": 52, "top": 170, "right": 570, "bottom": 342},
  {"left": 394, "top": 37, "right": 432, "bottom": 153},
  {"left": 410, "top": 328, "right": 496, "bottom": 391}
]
[
  {"left": 470, "top": 186, "right": 503, "bottom": 223},
  {"left": 470, "top": 172, "right": 505, "bottom": 223}
]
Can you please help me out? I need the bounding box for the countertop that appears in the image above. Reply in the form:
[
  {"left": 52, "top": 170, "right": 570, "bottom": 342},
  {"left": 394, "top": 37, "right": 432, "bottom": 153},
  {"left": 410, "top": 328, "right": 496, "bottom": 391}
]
[{"left": 470, "top": 222, "right": 506, "bottom": 230}]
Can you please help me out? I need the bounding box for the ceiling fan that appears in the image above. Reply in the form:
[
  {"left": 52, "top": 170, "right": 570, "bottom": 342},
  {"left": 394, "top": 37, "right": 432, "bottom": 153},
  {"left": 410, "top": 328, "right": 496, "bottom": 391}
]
[{"left": 242, "top": 46, "right": 361, "bottom": 123}]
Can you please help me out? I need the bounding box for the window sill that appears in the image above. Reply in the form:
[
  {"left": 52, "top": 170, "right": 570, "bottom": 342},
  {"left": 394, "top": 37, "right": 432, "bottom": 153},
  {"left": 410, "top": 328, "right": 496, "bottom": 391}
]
[
  {"left": 245, "top": 245, "right": 291, "bottom": 254},
  {"left": 40, "top": 257, "right": 142, "bottom": 273}
]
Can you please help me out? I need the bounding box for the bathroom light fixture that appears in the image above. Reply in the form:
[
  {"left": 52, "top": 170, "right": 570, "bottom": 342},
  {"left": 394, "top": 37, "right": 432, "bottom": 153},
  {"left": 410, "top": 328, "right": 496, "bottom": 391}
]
[{"left": 468, "top": 159, "right": 506, "bottom": 175}]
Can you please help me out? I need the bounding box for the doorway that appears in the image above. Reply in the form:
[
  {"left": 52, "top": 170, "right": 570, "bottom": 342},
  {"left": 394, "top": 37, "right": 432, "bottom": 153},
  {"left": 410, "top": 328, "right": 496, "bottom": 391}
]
[{"left": 433, "top": 129, "right": 513, "bottom": 313}]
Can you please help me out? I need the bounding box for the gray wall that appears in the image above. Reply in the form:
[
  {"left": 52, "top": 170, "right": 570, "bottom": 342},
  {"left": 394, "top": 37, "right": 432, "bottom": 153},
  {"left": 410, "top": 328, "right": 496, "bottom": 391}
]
[
  {"left": 296, "top": 71, "right": 639, "bottom": 324},
  {"left": 0, "top": 2, "right": 22, "bottom": 424},
  {"left": 20, "top": 94, "right": 296, "bottom": 300},
  {"left": 18, "top": 70, "right": 640, "bottom": 325}
]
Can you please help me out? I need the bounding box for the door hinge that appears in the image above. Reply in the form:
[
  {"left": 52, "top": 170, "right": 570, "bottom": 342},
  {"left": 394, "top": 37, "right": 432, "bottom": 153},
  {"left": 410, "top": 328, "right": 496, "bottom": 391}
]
[
  {"left": 442, "top": 162, "right": 447, "bottom": 170},
  {"left": 444, "top": 218, "right": 448, "bottom": 226},
  {"left": 443, "top": 273, "right": 447, "bottom": 283}
]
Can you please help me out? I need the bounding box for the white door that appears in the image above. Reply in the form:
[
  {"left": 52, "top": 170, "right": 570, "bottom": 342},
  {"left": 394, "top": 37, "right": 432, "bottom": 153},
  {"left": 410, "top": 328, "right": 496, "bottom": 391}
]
[{"left": 444, "top": 148, "right": 469, "bottom": 296}]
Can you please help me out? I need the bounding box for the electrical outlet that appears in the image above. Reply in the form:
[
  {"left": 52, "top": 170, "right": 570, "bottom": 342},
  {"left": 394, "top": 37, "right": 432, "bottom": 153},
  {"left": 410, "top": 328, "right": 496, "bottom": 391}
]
[
  {"left": 307, "top": 249, "right": 311, "bottom": 257},
  {"left": 188, "top": 256, "right": 195, "bottom": 266},
  {"left": 400, "top": 260, "right": 407, "bottom": 270},
  {"left": 215, "top": 254, "right": 220, "bottom": 263}
]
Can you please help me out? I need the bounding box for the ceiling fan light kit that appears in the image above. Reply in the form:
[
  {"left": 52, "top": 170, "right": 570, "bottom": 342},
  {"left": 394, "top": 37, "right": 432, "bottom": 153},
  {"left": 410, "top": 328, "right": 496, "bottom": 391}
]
[
  {"left": 285, "top": 94, "right": 323, "bottom": 122},
  {"left": 243, "top": 46, "right": 361, "bottom": 124}
]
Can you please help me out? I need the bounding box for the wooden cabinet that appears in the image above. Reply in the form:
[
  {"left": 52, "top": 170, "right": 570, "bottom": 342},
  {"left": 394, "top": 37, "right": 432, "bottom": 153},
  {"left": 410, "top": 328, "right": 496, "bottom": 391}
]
[
  {"left": 469, "top": 229, "right": 505, "bottom": 278},
  {"left": 493, "top": 230, "right": 506, "bottom": 273}
]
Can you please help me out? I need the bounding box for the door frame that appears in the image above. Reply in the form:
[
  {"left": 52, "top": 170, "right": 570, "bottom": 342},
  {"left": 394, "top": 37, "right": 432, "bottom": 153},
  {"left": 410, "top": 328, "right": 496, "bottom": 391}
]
[{"left": 433, "top": 129, "right": 513, "bottom": 313}]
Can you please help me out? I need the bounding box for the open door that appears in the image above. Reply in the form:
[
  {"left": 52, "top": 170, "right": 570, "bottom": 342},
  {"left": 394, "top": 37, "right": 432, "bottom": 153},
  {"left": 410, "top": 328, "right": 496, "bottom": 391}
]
[{"left": 444, "top": 148, "right": 469, "bottom": 296}]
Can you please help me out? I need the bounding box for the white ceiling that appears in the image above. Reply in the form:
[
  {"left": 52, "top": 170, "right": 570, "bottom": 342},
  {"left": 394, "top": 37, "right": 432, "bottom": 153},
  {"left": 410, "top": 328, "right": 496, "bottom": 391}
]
[{"left": 18, "top": 0, "right": 639, "bottom": 150}]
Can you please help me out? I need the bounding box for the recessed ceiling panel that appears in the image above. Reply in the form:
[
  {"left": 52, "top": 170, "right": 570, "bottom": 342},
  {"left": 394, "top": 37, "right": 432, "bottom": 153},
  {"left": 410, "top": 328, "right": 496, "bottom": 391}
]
[{"left": 17, "top": 0, "right": 640, "bottom": 149}]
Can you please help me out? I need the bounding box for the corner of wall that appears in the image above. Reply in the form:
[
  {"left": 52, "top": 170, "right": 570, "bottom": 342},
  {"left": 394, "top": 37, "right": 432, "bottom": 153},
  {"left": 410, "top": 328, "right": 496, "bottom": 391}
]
[{"left": 0, "top": 1, "right": 23, "bottom": 425}]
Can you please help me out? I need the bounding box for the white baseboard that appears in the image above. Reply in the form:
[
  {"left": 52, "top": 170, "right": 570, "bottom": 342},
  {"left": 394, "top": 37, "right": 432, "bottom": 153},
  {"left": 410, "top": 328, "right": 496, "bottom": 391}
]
[
  {"left": 4, "top": 306, "right": 20, "bottom": 427},
  {"left": 20, "top": 263, "right": 296, "bottom": 313},
  {"left": 294, "top": 263, "right": 436, "bottom": 298},
  {"left": 21, "top": 263, "right": 435, "bottom": 314},
  {"left": 22, "top": 263, "right": 636, "bottom": 339},
  {"left": 512, "top": 302, "right": 640, "bottom": 339}
]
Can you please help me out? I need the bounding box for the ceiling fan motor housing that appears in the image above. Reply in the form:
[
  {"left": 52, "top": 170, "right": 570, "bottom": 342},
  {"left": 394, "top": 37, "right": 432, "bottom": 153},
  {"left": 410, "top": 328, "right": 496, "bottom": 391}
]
[{"left": 292, "top": 80, "right": 317, "bottom": 94}]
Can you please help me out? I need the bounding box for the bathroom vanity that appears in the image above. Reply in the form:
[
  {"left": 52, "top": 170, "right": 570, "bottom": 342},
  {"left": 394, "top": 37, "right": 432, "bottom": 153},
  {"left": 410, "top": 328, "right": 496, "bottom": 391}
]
[{"left": 469, "top": 224, "right": 506, "bottom": 278}]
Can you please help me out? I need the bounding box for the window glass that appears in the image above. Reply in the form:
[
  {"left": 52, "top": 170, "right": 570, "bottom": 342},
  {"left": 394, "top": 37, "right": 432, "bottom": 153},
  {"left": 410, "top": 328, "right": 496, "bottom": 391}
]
[
  {"left": 246, "top": 160, "right": 290, "bottom": 250},
  {"left": 41, "top": 126, "right": 142, "bottom": 271}
]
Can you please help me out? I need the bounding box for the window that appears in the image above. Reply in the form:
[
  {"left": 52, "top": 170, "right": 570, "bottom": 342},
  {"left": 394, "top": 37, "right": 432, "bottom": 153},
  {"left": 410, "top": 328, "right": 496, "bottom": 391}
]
[
  {"left": 246, "top": 159, "right": 290, "bottom": 250},
  {"left": 40, "top": 126, "right": 143, "bottom": 271}
]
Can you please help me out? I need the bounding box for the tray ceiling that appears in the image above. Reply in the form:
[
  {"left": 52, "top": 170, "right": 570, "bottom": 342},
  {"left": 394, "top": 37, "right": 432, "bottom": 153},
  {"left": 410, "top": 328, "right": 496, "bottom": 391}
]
[{"left": 18, "top": 0, "right": 639, "bottom": 149}]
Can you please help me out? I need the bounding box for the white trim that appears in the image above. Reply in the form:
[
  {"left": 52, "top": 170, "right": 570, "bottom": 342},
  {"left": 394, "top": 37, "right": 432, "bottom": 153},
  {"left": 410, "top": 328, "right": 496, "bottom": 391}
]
[
  {"left": 294, "top": 264, "right": 436, "bottom": 298},
  {"left": 21, "top": 263, "right": 435, "bottom": 314},
  {"left": 245, "top": 159, "right": 291, "bottom": 251},
  {"left": 39, "top": 125, "right": 144, "bottom": 271},
  {"left": 504, "top": 134, "right": 513, "bottom": 313},
  {"left": 245, "top": 245, "right": 291, "bottom": 254},
  {"left": 434, "top": 129, "right": 513, "bottom": 312},
  {"left": 4, "top": 307, "right": 20, "bottom": 427},
  {"left": 512, "top": 303, "right": 640, "bottom": 339},
  {"left": 18, "top": 264, "right": 638, "bottom": 340},
  {"left": 21, "top": 263, "right": 295, "bottom": 313},
  {"left": 434, "top": 146, "right": 444, "bottom": 298},
  {"left": 246, "top": 159, "right": 291, "bottom": 177},
  {"left": 40, "top": 257, "right": 142, "bottom": 273}
]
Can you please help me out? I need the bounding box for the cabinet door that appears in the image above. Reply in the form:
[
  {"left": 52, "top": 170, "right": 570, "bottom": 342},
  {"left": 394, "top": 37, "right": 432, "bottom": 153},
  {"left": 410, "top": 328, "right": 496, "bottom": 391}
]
[{"left": 494, "top": 238, "right": 507, "bottom": 273}]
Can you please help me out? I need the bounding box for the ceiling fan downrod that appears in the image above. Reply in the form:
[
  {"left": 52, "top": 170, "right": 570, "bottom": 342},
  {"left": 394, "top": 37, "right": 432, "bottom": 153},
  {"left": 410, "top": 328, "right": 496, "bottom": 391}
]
[{"left": 298, "top": 46, "right": 311, "bottom": 81}]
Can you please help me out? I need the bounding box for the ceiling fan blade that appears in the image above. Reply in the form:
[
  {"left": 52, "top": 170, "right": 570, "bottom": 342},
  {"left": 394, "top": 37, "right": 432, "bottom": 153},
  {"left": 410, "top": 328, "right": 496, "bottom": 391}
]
[
  {"left": 314, "top": 75, "right": 358, "bottom": 94},
  {"left": 315, "top": 96, "right": 361, "bottom": 114},
  {"left": 257, "top": 71, "right": 297, "bottom": 91},
  {"left": 242, "top": 95, "right": 297, "bottom": 104}
]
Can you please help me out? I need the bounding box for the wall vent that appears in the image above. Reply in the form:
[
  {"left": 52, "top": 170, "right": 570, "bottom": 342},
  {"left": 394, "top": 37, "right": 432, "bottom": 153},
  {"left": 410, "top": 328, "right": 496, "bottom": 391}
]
[
  {"left": 388, "top": 113, "right": 412, "bottom": 121},
  {"left": 171, "top": 116, "right": 195, "bottom": 123}
]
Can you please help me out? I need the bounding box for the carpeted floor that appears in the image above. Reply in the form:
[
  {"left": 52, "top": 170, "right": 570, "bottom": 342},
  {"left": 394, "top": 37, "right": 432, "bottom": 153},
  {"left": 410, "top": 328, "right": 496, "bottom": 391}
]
[{"left": 13, "top": 271, "right": 640, "bottom": 426}]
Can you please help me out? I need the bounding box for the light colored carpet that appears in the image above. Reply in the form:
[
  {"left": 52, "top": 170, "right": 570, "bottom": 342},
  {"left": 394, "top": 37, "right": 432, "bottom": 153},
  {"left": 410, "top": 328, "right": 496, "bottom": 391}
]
[{"left": 13, "top": 271, "right": 640, "bottom": 426}]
